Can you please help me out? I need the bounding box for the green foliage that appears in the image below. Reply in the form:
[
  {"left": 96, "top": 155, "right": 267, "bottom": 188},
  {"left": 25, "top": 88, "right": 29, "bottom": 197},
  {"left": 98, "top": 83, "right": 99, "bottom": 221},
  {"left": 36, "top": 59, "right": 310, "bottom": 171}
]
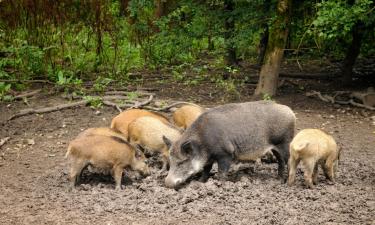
[
  {"left": 262, "top": 93, "right": 273, "bottom": 101},
  {"left": 93, "top": 76, "right": 112, "bottom": 92},
  {"left": 310, "top": 0, "right": 373, "bottom": 40},
  {"left": 83, "top": 96, "right": 103, "bottom": 109},
  {"left": 0, "top": 82, "right": 12, "bottom": 101}
]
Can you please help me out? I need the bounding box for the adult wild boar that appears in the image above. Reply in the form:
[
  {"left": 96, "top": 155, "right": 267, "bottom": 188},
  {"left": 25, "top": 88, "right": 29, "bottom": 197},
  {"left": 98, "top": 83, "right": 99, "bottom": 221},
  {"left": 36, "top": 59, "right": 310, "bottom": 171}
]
[
  {"left": 163, "top": 101, "right": 295, "bottom": 188},
  {"left": 66, "top": 135, "right": 150, "bottom": 190},
  {"left": 111, "top": 109, "right": 170, "bottom": 139}
]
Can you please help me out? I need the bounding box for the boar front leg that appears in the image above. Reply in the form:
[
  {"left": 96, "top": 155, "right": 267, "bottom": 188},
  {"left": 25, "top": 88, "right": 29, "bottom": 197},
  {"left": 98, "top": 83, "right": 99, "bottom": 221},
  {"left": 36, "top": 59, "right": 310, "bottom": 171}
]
[
  {"left": 323, "top": 157, "right": 335, "bottom": 184},
  {"left": 199, "top": 162, "right": 213, "bottom": 182},
  {"left": 217, "top": 156, "right": 232, "bottom": 181},
  {"left": 113, "top": 166, "right": 124, "bottom": 190}
]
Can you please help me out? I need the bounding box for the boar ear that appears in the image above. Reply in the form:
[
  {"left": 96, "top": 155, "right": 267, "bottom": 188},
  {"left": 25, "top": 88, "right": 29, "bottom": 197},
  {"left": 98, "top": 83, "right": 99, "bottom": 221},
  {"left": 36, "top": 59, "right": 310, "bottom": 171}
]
[{"left": 162, "top": 135, "right": 172, "bottom": 149}]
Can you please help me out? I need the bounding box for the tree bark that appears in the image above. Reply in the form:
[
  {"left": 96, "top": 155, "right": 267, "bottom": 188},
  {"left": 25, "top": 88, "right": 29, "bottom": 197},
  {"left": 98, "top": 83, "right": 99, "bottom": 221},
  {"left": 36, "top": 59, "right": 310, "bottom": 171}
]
[
  {"left": 341, "top": 22, "right": 365, "bottom": 86},
  {"left": 255, "top": 0, "right": 291, "bottom": 97}
]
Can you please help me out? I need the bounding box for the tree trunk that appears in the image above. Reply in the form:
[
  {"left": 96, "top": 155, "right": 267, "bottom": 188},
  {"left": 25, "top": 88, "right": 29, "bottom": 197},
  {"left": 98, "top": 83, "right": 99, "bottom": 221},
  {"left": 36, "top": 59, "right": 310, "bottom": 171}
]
[
  {"left": 119, "top": 0, "right": 130, "bottom": 17},
  {"left": 341, "top": 22, "right": 365, "bottom": 86},
  {"left": 224, "top": 0, "right": 237, "bottom": 66},
  {"left": 255, "top": 0, "right": 292, "bottom": 97},
  {"left": 257, "top": 0, "right": 271, "bottom": 66}
]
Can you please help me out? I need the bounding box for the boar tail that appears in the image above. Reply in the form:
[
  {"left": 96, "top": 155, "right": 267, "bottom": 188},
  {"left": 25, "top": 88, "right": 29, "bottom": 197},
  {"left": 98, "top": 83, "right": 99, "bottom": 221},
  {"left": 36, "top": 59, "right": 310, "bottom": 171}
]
[
  {"left": 293, "top": 142, "right": 309, "bottom": 151},
  {"left": 65, "top": 145, "right": 72, "bottom": 158},
  {"left": 110, "top": 120, "right": 115, "bottom": 129}
]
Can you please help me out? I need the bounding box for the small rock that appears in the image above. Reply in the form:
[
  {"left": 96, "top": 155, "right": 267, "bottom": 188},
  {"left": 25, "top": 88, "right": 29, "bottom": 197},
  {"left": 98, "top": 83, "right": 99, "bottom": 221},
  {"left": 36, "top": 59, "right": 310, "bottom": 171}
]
[
  {"left": 27, "top": 139, "right": 35, "bottom": 145},
  {"left": 95, "top": 110, "right": 101, "bottom": 115},
  {"left": 102, "top": 118, "right": 107, "bottom": 121},
  {"left": 329, "top": 115, "right": 335, "bottom": 119}
]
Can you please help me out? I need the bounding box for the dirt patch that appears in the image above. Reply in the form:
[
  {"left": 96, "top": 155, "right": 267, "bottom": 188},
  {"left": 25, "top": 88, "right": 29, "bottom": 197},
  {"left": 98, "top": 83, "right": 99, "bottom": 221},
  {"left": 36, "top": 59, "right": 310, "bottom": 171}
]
[{"left": 0, "top": 84, "right": 374, "bottom": 224}]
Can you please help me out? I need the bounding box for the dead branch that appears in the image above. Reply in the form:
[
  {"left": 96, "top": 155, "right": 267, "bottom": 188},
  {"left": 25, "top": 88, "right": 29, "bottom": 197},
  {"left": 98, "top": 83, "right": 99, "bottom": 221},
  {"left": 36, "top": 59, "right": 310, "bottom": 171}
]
[
  {"left": 306, "top": 90, "right": 375, "bottom": 111},
  {"left": 8, "top": 100, "right": 89, "bottom": 120},
  {"left": 306, "top": 91, "right": 335, "bottom": 103},
  {"left": 13, "top": 89, "right": 41, "bottom": 100},
  {"left": 102, "top": 100, "right": 123, "bottom": 112},
  {"left": 130, "top": 95, "right": 154, "bottom": 109},
  {"left": 349, "top": 99, "right": 375, "bottom": 111},
  {"left": 0, "top": 79, "right": 54, "bottom": 84},
  {"left": 279, "top": 73, "right": 337, "bottom": 80},
  {"left": 150, "top": 101, "right": 203, "bottom": 112},
  {"left": 0, "top": 137, "right": 10, "bottom": 148},
  {"left": 104, "top": 91, "right": 155, "bottom": 96}
]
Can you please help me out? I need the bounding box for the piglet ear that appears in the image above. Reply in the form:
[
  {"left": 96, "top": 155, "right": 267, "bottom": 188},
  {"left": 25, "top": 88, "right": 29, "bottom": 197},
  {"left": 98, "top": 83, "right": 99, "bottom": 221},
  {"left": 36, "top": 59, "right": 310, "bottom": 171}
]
[
  {"left": 134, "top": 148, "right": 143, "bottom": 159},
  {"left": 162, "top": 135, "right": 172, "bottom": 149}
]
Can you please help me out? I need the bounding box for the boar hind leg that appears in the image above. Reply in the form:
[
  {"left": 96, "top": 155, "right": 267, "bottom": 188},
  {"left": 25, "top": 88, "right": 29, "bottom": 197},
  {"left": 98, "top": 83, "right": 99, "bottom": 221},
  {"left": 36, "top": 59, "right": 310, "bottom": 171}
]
[
  {"left": 199, "top": 162, "right": 213, "bottom": 182},
  {"left": 287, "top": 156, "right": 300, "bottom": 186},
  {"left": 217, "top": 156, "right": 232, "bottom": 180},
  {"left": 302, "top": 159, "right": 315, "bottom": 189},
  {"left": 271, "top": 149, "right": 286, "bottom": 180},
  {"left": 113, "top": 166, "right": 124, "bottom": 190}
]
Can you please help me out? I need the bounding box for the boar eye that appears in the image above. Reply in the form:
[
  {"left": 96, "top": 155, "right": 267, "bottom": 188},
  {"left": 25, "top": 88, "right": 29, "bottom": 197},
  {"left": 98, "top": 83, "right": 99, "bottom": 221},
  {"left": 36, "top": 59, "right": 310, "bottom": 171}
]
[{"left": 177, "top": 159, "right": 188, "bottom": 166}]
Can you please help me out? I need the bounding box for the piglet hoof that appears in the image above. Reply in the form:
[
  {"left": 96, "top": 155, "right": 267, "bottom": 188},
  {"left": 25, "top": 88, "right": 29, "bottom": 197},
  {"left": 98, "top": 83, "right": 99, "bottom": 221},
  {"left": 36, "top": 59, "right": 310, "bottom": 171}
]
[
  {"left": 115, "top": 185, "right": 123, "bottom": 191},
  {"left": 327, "top": 180, "right": 335, "bottom": 185}
]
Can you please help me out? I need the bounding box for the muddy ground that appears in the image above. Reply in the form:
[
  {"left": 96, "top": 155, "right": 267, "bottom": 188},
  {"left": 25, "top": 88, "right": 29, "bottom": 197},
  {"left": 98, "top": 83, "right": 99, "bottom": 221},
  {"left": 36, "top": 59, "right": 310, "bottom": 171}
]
[{"left": 0, "top": 74, "right": 374, "bottom": 224}]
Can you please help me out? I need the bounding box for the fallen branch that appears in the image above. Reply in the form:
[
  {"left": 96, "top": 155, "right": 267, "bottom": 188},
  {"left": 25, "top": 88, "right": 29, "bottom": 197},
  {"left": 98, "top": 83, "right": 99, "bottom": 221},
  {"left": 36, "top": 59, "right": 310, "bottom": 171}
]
[
  {"left": 8, "top": 94, "right": 156, "bottom": 120},
  {"left": 102, "top": 101, "right": 123, "bottom": 112},
  {"left": 104, "top": 91, "right": 155, "bottom": 96},
  {"left": 130, "top": 94, "right": 154, "bottom": 109},
  {"left": 0, "top": 79, "right": 54, "bottom": 84},
  {"left": 306, "top": 91, "right": 335, "bottom": 103},
  {"left": 349, "top": 99, "right": 375, "bottom": 111},
  {"left": 8, "top": 100, "right": 88, "bottom": 120},
  {"left": 306, "top": 90, "right": 375, "bottom": 111},
  {"left": 13, "top": 89, "right": 41, "bottom": 100},
  {"left": 0, "top": 137, "right": 10, "bottom": 148}
]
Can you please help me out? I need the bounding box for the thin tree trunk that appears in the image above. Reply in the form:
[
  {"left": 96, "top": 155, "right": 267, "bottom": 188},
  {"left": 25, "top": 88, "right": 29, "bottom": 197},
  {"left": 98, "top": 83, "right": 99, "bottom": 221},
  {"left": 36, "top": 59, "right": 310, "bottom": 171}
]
[
  {"left": 341, "top": 22, "right": 365, "bottom": 86},
  {"left": 257, "top": 0, "right": 271, "bottom": 66},
  {"left": 255, "top": 0, "right": 292, "bottom": 97},
  {"left": 224, "top": 0, "right": 237, "bottom": 66}
]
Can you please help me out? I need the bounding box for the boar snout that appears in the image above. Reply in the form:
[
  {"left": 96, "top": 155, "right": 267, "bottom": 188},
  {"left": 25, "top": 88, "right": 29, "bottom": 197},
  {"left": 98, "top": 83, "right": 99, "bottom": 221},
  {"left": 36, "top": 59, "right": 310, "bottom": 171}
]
[{"left": 165, "top": 175, "right": 182, "bottom": 189}]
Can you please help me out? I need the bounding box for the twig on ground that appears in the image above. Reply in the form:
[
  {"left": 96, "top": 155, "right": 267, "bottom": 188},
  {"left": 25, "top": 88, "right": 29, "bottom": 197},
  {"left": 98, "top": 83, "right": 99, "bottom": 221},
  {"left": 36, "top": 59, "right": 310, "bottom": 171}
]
[
  {"left": 102, "top": 101, "right": 123, "bottom": 112},
  {"left": 130, "top": 95, "right": 154, "bottom": 109},
  {"left": 0, "top": 137, "right": 10, "bottom": 148},
  {"left": 13, "top": 89, "right": 41, "bottom": 100}
]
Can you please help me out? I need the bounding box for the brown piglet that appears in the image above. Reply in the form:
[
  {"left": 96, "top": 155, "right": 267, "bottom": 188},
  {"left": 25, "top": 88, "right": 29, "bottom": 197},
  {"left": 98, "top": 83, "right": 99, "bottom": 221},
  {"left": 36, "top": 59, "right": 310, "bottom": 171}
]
[
  {"left": 65, "top": 135, "right": 150, "bottom": 190},
  {"left": 111, "top": 109, "right": 170, "bottom": 139},
  {"left": 173, "top": 104, "right": 205, "bottom": 129},
  {"left": 287, "top": 129, "right": 340, "bottom": 189}
]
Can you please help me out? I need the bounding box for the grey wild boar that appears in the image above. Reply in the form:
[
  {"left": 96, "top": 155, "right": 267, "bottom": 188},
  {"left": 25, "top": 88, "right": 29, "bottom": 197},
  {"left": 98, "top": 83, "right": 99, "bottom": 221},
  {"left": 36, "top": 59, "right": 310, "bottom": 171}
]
[
  {"left": 287, "top": 129, "right": 339, "bottom": 189},
  {"left": 173, "top": 104, "right": 205, "bottom": 129},
  {"left": 65, "top": 135, "right": 150, "bottom": 190},
  {"left": 164, "top": 101, "right": 295, "bottom": 188},
  {"left": 128, "top": 116, "right": 182, "bottom": 171},
  {"left": 111, "top": 109, "right": 170, "bottom": 139}
]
